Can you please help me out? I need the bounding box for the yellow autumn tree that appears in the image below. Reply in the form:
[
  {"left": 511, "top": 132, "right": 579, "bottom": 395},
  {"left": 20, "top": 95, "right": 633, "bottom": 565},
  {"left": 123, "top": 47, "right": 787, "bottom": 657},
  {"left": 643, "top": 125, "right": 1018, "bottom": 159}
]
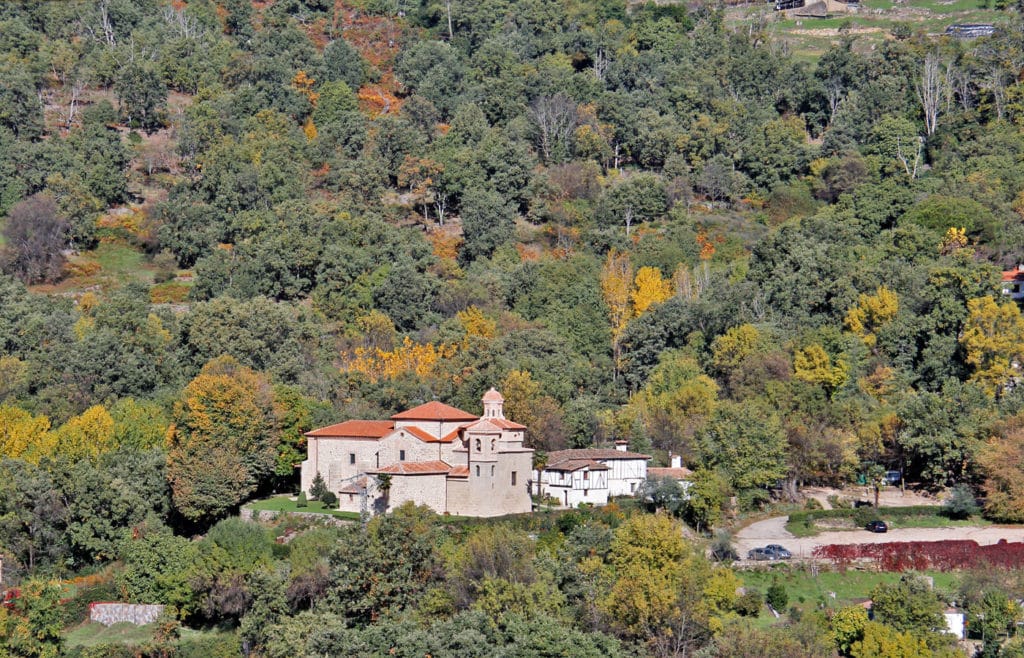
[
  {"left": 0, "top": 406, "right": 52, "bottom": 463},
  {"left": 51, "top": 405, "right": 116, "bottom": 463},
  {"left": 938, "top": 226, "right": 968, "bottom": 255},
  {"left": 632, "top": 266, "right": 672, "bottom": 316},
  {"left": 457, "top": 305, "right": 497, "bottom": 341},
  {"left": 845, "top": 286, "right": 899, "bottom": 349},
  {"left": 710, "top": 324, "right": 763, "bottom": 373},
  {"left": 961, "top": 296, "right": 1024, "bottom": 396},
  {"left": 601, "top": 249, "right": 634, "bottom": 340},
  {"left": 498, "top": 370, "right": 565, "bottom": 451},
  {"left": 346, "top": 337, "right": 456, "bottom": 383},
  {"left": 167, "top": 356, "right": 277, "bottom": 522},
  {"left": 793, "top": 344, "right": 848, "bottom": 395}
]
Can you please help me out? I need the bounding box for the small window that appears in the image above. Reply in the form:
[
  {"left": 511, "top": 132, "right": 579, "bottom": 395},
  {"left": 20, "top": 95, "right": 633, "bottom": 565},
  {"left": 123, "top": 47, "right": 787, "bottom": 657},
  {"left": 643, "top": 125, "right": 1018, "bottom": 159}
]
[
  {"left": 490, "top": 438, "right": 496, "bottom": 451},
  {"left": 349, "top": 453, "right": 355, "bottom": 465},
  {"left": 475, "top": 465, "right": 480, "bottom": 477},
  {"left": 475, "top": 439, "right": 481, "bottom": 452},
  {"left": 399, "top": 450, "right": 406, "bottom": 461},
  {"left": 491, "top": 465, "right": 495, "bottom": 477},
  {"left": 511, "top": 471, "right": 517, "bottom": 486},
  {"left": 583, "top": 471, "right": 589, "bottom": 481},
  {"left": 584, "top": 489, "right": 588, "bottom": 497}
]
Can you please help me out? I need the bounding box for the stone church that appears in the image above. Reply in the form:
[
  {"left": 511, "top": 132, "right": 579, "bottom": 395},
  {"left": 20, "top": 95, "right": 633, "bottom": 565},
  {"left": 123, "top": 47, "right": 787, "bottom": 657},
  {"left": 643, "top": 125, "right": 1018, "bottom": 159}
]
[{"left": 299, "top": 389, "right": 534, "bottom": 517}]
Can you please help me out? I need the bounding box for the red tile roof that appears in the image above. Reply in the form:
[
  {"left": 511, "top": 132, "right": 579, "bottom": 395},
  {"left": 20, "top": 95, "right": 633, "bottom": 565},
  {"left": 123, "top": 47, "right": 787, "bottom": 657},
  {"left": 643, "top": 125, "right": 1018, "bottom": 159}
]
[
  {"left": 373, "top": 460, "right": 452, "bottom": 475},
  {"left": 546, "top": 448, "right": 652, "bottom": 465},
  {"left": 1003, "top": 269, "right": 1024, "bottom": 282},
  {"left": 448, "top": 465, "right": 469, "bottom": 477},
  {"left": 391, "top": 401, "right": 478, "bottom": 421},
  {"left": 440, "top": 425, "right": 471, "bottom": 443},
  {"left": 402, "top": 426, "right": 439, "bottom": 443},
  {"left": 648, "top": 466, "right": 694, "bottom": 479},
  {"left": 545, "top": 459, "right": 608, "bottom": 472},
  {"left": 491, "top": 418, "right": 526, "bottom": 430},
  {"left": 482, "top": 387, "right": 504, "bottom": 402},
  {"left": 339, "top": 477, "right": 369, "bottom": 494},
  {"left": 305, "top": 420, "right": 395, "bottom": 438}
]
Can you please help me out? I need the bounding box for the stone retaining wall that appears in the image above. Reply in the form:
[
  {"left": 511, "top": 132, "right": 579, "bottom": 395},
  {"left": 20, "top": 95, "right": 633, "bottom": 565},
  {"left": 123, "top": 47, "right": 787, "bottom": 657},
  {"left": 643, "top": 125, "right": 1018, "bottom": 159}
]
[{"left": 89, "top": 603, "right": 164, "bottom": 626}]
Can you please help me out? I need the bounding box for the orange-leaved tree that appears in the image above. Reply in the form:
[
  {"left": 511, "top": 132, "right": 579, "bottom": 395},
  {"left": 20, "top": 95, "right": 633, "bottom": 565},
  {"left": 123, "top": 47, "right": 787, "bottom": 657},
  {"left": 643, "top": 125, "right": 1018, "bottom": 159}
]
[{"left": 166, "top": 356, "right": 278, "bottom": 523}]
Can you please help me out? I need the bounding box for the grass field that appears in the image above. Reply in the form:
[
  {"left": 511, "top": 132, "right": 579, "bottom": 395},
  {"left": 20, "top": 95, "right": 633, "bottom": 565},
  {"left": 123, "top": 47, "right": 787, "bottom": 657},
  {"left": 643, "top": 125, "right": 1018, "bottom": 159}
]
[
  {"left": 787, "top": 513, "right": 990, "bottom": 537},
  {"left": 739, "top": 566, "right": 959, "bottom": 615},
  {"left": 64, "top": 622, "right": 157, "bottom": 648},
  {"left": 246, "top": 495, "right": 362, "bottom": 520}
]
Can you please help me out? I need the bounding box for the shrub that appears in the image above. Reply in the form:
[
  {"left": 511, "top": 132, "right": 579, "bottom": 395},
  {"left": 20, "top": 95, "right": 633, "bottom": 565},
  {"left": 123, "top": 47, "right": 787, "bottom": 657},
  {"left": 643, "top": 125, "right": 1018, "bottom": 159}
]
[
  {"left": 828, "top": 494, "right": 851, "bottom": 509},
  {"left": 735, "top": 589, "right": 763, "bottom": 616},
  {"left": 710, "top": 530, "right": 738, "bottom": 562},
  {"left": 320, "top": 491, "right": 338, "bottom": 508},
  {"left": 943, "top": 483, "right": 979, "bottom": 520},
  {"left": 296, "top": 492, "right": 308, "bottom": 508},
  {"left": 804, "top": 497, "right": 823, "bottom": 510},
  {"left": 309, "top": 472, "right": 328, "bottom": 501},
  {"left": 766, "top": 580, "right": 789, "bottom": 611}
]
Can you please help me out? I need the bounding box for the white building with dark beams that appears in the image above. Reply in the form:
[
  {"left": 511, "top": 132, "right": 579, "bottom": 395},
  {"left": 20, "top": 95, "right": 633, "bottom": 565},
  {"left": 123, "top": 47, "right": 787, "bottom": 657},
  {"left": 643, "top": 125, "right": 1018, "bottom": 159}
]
[{"left": 536, "top": 443, "right": 651, "bottom": 508}]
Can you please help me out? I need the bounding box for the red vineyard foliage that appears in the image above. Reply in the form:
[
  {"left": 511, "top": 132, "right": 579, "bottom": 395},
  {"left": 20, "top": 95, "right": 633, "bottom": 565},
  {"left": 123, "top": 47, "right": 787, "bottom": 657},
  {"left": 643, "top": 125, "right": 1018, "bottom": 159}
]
[{"left": 812, "top": 539, "right": 1024, "bottom": 571}]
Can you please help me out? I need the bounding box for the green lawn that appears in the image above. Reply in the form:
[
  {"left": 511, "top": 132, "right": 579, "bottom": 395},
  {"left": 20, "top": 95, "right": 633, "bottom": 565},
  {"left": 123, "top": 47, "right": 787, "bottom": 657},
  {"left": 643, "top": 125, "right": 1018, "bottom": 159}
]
[
  {"left": 246, "top": 495, "right": 362, "bottom": 520},
  {"left": 64, "top": 622, "right": 157, "bottom": 648},
  {"left": 786, "top": 513, "right": 989, "bottom": 537},
  {"left": 739, "top": 568, "right": 958, "bottom": 614}
]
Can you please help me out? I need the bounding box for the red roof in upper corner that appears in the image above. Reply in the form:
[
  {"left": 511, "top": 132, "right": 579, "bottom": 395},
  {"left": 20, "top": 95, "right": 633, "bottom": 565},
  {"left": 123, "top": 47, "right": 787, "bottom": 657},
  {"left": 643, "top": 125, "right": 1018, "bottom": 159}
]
[
  {"left": 305, "top": 420, "right": 395, "bottom": 438},
  {"left": 391, "top": 400, "right": 478, "bottom": 421},
  {"left": 1003, "top": 269, "right": 1024, "bottom": 282},
  {"left": 373, "top": 460, "right": 452, "bottom": 475}
]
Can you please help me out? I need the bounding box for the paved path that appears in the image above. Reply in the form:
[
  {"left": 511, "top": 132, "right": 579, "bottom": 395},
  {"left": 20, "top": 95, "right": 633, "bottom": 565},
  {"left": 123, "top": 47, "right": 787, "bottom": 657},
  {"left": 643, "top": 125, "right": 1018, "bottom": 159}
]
[{"left": 735, "top": 517, "right": 1024, "bottom": 561}]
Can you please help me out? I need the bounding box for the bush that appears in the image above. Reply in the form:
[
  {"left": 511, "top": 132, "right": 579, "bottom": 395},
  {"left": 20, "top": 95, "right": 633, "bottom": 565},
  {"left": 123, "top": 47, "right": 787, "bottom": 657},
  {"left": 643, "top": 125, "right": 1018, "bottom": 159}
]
[
  {"left": 766, "top": 580, "right": 789, "bottom": 611},
  {"left": 827, "top": 494, "right": 851, "bottom": 509},
  {"left": 710, "top": 530, "right": 738, "bottom": 562},
  {"left": 296, "top": 492, "right": 308, "bottom": 508},
  {"left": 804, "top": 497, "right": 823, "bottom": 510},
  {"left": 736, "top": 590, "right": 763, "bottom": 616},
  {"left": 309, "top": 472, "right": 328, "bottom": 501},
  {"left": 943, "top": 484, "right": 979, "bottom": 520},
  {"left": 320, "top": 491, "right": 338, "bottom": 508}
]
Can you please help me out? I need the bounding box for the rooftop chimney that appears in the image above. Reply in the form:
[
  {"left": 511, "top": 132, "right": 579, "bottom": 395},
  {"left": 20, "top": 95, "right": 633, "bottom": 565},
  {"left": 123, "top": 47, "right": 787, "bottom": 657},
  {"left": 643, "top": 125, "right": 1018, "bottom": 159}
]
[
  {"left": 614, "top": 440, "right": 628, "bottom": 452},
  {"left": 671, "top": 454, "right": 682, "bottom": 468}
]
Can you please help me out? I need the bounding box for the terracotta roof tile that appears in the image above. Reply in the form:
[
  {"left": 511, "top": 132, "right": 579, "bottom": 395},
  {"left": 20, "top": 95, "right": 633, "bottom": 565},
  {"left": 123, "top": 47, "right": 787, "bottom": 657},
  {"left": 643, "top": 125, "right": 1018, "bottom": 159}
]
[
  {"left": 491, "top": 418, "right": 526, "bottom": 430},
  {"left": 339, "top": 477, "right": 369, "bottom": 494},
  {"left": 546, "top": 448, "right": 651, "bottom": 465},
  {"left": 648, "top": 467, "right": 694, "bottom": 479},
  {"left": 448, "top": 465, "right": 469, "bottom": 477},
  {"left": 373, "top": 460, "right": 452, "bottom": 475},
  {"left": 546, "top": 459, "right": 609, "bottom": 472},
  {"left": 402, "top": 426, "right": 439, "bottom": 443},
  {"left": 391, "top": 401, "right": 478, "bottom": 421},
  {"left": 1004, "top": 269, "right": 1024, "bottom": 282},
  {"left": 482, "top": 387, "right": 504, "bottom": 402},
  {"left": 440, "top": 425, "right": 470, "bottom": 443},
  {"left": 305, "top": 420, "right": 395, "bottom": 438}
]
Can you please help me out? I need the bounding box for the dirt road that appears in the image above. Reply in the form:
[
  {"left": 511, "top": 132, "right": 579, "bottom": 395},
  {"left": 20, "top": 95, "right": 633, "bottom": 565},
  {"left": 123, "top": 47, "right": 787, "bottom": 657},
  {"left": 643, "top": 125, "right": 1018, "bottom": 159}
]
[{"left": 735, "top": 517, "right": 1024, "bottom": 560}]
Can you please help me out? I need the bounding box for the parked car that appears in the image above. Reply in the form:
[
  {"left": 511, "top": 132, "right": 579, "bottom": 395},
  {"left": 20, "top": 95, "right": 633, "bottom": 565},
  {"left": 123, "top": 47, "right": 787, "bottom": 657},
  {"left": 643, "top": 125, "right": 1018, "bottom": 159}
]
[
  {"left": 866, "top": 520, "right": 888, "bottom": 533},
  {"left": 747, "top": 547, "right": 773, "bottom": 561},
  {"left": 764, "top": 544, "right": 792, "bottom": 559},
  {"left": 747, "top": 545, "right": 791, "bottom": 560}
]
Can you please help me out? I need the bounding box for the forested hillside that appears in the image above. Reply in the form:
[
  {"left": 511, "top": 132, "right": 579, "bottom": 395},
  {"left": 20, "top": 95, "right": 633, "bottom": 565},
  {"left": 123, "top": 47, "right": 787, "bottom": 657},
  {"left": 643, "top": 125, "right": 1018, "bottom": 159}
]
[{"left": 5, "top": 0, "right": 1024, "bottom": 655}]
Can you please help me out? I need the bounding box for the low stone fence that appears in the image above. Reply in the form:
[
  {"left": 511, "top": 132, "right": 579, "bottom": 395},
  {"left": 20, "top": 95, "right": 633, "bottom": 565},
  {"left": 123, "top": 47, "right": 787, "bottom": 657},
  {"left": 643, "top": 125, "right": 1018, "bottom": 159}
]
[
  {"left": 239, "top": 507, "right": 353, "bottom": 526},
  {"left": 89, "top": 603, "right": 164, "bottom": 626}
]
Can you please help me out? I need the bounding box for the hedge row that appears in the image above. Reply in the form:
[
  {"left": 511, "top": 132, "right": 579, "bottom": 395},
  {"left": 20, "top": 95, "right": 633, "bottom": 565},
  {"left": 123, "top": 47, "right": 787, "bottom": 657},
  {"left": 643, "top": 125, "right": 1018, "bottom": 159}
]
[
  {"left": 788, "top": 505, "right": 946, "bottom": 529},
  {"left": 813, "top": 539, "right": 1024, "bottom": 571}
]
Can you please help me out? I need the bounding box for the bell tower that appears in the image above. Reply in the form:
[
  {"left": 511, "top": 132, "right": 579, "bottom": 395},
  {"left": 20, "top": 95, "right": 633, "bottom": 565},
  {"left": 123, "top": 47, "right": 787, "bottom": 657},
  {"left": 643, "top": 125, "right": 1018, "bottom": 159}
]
[{"left": 482, "top": 388, "right": 505, "bottom": 419}]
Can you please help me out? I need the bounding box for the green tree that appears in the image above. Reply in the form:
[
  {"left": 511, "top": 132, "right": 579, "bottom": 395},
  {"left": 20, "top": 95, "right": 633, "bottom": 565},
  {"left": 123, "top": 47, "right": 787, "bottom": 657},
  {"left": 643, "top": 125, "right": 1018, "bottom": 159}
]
[
  {"left": 166, "top": 356, "right": 278, "bottom": 523},
  {"left": 697, "top": 400, "right": 788, "bottom": 499},
  {"left": 459, "top": 187, "right": 515, "bottom": 264},
  {"left": 114, "top": 62, "right": 167, "bottom": 133}
]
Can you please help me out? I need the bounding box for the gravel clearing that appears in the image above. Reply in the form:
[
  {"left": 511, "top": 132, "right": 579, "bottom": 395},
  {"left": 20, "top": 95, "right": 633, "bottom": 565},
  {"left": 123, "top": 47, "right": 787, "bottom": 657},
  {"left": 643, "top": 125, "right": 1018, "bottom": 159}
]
[{"left": 735, "top": 516, "right": 1024, "bottom": 561}]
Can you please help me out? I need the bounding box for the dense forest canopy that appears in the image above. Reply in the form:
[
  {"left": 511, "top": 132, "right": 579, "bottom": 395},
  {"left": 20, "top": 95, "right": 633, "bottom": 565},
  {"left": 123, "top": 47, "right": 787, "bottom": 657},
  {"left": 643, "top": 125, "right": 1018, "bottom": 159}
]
[{"left": 5, "top": 0, "right": 1024, "bottom": 654}]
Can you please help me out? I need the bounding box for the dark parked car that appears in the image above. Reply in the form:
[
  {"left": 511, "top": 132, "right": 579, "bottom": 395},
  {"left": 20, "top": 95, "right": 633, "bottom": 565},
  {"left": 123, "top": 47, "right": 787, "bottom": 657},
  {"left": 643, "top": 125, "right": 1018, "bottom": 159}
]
[
  {"left": 747, "top": 547, "right": 773, "bottom": 561},
  {"left": 748, "top": 545, "right": 791, "bottom": 560},
  {"left": 866, "top": 520, "right": 888, "bottom": 533}
]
